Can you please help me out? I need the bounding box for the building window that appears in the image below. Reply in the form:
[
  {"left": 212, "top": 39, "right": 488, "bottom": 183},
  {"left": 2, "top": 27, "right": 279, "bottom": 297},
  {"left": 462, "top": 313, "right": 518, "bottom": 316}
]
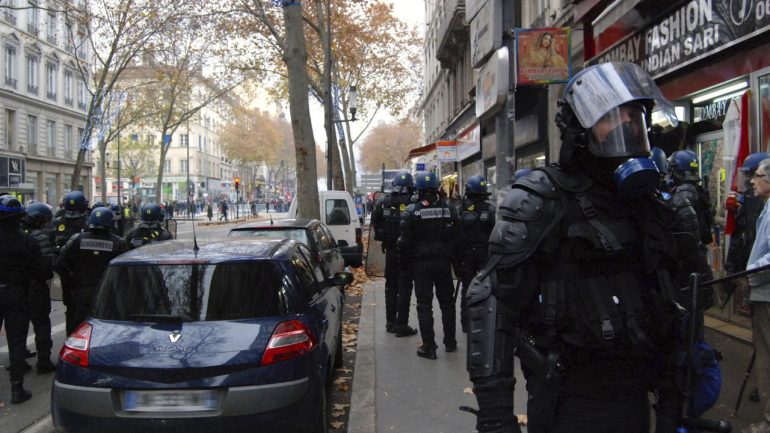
[
  {"left": 27, "top": 115, "right": 38, "bottom": 154},
  {"left": 181, "top": 133, "right": 188, "bottom": 147},
  {"left": 64, "top": 124, "right": 72, "bottom": 158},
  {"left": 77, "top": 80, "right": 86, "bottom": 109},
  {"left": 46, "top": 120, "right": 55, "bottom": 156},
  {"left": 26, "top": 55, "right": 38, "bottom": 94},
  {"left": 164, "top": 159, "right": 171, "bottom": 172},
  {"left": 77, "top": 127, "right": 84, "bottom": 152},
  {"left": 64, "top": 70, "right": 72, "bottom": 105},
  {"left": 5, "top": 109, "right": 15, "bottom": 150},
  {"left": 27, "top": 2, "right": 38, "bottom": 35},
  {"left": 46, "top": 11, "right": 56, "bottom": 45},
  {"left": 4, "top": 45, "right": 16, "bottom": 88},
  {"left": 180, "top": 159, "right": 188, "bottom": 173},
  {"left": 46, "top": 63, "right": 56, "bottom": 100},
  {"left": 64, "top": 20, "right": 73, "bottom": 53},
  {"left": 4, "top": 0, "right": 17, "bottom": 25}
]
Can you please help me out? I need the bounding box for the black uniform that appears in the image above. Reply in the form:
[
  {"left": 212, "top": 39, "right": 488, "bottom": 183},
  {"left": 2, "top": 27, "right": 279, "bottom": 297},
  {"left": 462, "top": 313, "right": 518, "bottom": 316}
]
[
  {"left": 372, "top": 194, "right": 414, "bottom": 332},
  {"left": 53, "top": 211, "right": 87, "bottom": 309},
  {"left": 55, "top": 230, "right": 129, "bottom": 333},
  {"left": 467, "top": 168, "right": 683, "bottom": 432},
  {"left": 726, "top": 189, "right": 764, "bottom": 273},
  {"left": 124, "top": 222, "right": 173, "bottom": 249},
  {"left": 0, "top": 224, "right": 50, "bottom": 382},
  {"left": 399, "top": 196, "right": 457, "bottom": 352},
  {"left": 22, "top": 223, "right": 57, "bottom": 364},
  {"left": 454, "top": 196, "right": 495, "bottom": 331}
]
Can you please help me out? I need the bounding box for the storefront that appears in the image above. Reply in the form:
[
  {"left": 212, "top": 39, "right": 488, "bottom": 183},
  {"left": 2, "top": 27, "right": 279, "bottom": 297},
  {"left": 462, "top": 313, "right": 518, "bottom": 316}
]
[{"left": 585, "top": 0, "right": 770, "bottom": 329}]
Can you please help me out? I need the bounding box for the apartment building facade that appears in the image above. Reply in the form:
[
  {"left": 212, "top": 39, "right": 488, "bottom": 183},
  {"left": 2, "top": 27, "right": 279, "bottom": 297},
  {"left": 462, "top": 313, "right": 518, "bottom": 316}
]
[{"left": 0, "top": 0, "right": 93, "bottom": 205}]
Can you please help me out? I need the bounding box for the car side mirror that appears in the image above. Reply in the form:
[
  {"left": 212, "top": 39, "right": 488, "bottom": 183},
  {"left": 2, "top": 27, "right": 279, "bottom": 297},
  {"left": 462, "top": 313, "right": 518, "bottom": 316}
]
[
  {"left": 331, "top": 271, "right": 353, "bottom": 286},
  {"left": 337, "top": 239, "right": 349, "bottom": 248}
]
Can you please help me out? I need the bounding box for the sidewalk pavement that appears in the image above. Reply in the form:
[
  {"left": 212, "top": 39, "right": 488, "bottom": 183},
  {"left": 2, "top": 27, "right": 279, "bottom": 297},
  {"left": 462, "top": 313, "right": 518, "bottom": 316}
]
[
  {"left": 349, "top": 277, "right": 765, "bottom": 433},
  {"left": 348, "top": 278, "right": 528, "bottom": 433}
]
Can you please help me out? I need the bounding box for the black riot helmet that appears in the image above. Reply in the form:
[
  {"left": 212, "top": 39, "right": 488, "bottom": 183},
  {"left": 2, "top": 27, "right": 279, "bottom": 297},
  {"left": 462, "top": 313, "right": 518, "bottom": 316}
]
[
  {"left": 0, "top": 195, "right": 25, "bottom": 223},
  {"left": 23, "top": 202, "right": 54, "bottom": 228},
  {"left": 88, "top": 207, "right": 115, "bottom": 230},
  {"left": 555, "top": 62, "right": 678, "bottom": 195}
]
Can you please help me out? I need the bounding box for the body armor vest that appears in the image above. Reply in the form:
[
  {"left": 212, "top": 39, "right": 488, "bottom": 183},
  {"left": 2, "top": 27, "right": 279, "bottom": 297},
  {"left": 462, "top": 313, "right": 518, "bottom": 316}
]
[
  {"left": 53, "top": 215, "right": 87, "bottom": 248},
  {"left": 525, "top": 169, "right": 679, "bottom": 360},
  {"left": 403, "top": 198, "right": 454, "bottom": 259},
  {"left": 457, "top": 198, "right": 494, "bottom": 249}
]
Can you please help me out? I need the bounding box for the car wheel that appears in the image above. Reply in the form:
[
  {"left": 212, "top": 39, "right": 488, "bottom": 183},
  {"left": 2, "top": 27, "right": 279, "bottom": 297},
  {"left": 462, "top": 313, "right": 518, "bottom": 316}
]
[
  {"left": 334, "top": 322, "right": 343, "bottom": 368},
  {"left": 313, "top": 381, "right": 329, "bottom": 433}
]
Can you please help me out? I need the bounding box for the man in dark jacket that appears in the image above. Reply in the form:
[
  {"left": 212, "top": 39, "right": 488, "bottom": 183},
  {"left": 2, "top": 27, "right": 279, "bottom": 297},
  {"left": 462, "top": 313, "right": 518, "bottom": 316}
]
[
  {"left": 55, "top": 207, "right": 129, "bottom": 334},
  {"left": 21, "top": 202, "right": 57, "bottom": 374},
  {"left": 0, "top": 196, "right": 50, "bottom": 403}
]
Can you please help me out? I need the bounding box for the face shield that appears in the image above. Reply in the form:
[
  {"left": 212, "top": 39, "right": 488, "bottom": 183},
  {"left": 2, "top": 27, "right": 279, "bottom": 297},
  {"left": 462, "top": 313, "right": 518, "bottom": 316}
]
[
  {"left": 587, "top": 104, "right": 651, "bottom": 158},
  {"left": 563, "top": 62, "right": 678, "bottom": 130}
]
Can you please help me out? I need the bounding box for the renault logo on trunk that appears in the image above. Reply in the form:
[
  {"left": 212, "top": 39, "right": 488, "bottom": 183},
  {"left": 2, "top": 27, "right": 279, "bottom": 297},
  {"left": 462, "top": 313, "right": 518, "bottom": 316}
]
[{"left": 169, "top": 331, "right": 182, "bottom": 343}]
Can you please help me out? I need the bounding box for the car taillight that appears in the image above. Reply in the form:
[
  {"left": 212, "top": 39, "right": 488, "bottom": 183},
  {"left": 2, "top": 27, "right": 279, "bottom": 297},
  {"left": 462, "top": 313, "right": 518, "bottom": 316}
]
[
  {"left": 60, "top": 322, "right": 93, "bottom": 368},
  {"left": 261, "top": 320, "right": 317, "bottom": 366},
  {"left": 355, "top": 227, "right": 362, "bottom": 245}
]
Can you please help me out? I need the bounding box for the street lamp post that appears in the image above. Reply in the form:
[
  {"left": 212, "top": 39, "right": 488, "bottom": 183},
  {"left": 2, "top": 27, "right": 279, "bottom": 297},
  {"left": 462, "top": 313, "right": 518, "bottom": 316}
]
[
  {"left": 329, "top": 85, "right": 358, "bottom": 190},
  {"left": 117, "top": 131, "right": 121, "bottom": 208}
]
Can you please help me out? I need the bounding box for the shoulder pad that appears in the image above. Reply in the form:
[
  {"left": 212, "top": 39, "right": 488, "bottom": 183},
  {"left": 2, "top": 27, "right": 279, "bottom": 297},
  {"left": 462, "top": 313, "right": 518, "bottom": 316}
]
[
  {"left": 673, "top": 183, "right": 698, "bottom": 202},
  {"left": 498, "top": 186, "right": 549, "bottom": 222},
  {"left": 513, "top": 169, "right": 558, "bottom": 198},
  {"left": 539, "top": 166, "right": 593, "bottom": 193},
  {"left": 489, "top": 219, "right": 548, "bottom": 268}
]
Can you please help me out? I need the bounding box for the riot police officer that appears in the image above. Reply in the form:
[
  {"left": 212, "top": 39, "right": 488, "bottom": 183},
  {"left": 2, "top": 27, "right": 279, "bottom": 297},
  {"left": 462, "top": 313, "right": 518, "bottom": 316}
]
[
  {"left": 371, "top": 172, "right": 418, "bottom": 336},
  {"left": 55, "top": 207, "right": 129, "bottom": 334},
  {"left": 21, "top": 203, "right": 57, "bottom": 374},
  {"left": 454, "top": 176, "right": 495, "bottom": 332},
  {"left": 466, "top": 62, "right": 684, "bottom": 432},
  {"left": 399, "top": 171, "right": 458, "bottom": 359},
  {"left": 669, "top": 150, "right": 715, "bottom": 246},
  {"left": 124, "top": 203, "right": 173, "bottom": 249},
  {"left": 53, "top": 191, "right": 89, "bottom": 248},
  {"left": 0, "top": 196, "right": 49, "bottom": 403},
  {"left": 726, "top": 152, "right": 770, "bottom": 275}
]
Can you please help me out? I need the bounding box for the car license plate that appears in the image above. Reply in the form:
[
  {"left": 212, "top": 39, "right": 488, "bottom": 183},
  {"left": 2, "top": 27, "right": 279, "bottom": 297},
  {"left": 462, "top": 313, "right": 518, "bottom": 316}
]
[{"left": 124, "top": 390, "right": 218, "bottom": 412}]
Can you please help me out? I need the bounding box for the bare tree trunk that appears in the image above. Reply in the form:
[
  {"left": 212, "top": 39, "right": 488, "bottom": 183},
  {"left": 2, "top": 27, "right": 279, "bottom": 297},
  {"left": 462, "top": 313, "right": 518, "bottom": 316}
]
[
  {"left": 155, "top": 135, "right": 168, "bottom": 203},
  {"left": 99, "top": 143, "right": 108, "bottom": 203},
  {"left": 331, "top": 133, "right": 344, "bottom": 190},
  {"left": 338, "top": 136, "right": 354, "bottom": 194},
  {"left": 283, "top": 3, "right": 320, "bottom": 219}
]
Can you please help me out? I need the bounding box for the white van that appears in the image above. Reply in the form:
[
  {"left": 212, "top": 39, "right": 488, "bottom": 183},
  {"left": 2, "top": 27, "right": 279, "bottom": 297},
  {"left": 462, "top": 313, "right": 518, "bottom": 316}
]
[{"left": 288, "top": 190, "right": 363, "bottom": 267}]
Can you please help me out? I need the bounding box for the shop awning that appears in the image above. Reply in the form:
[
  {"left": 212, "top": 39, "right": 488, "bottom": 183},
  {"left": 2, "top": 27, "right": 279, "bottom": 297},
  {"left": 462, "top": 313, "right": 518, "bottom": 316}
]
[{"left": 407, "top": 142, "right": 436, "bottom": 159}]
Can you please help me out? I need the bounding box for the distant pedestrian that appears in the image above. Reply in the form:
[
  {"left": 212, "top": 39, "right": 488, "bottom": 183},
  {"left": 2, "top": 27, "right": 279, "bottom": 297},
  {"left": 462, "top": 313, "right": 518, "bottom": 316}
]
[
  {"left": 207, "top": 204, "right": 213, "bottom": 221},
  {"left": 745, "top": 157, "right": 770, "bottom": 433},
  {"left": 219, "top": 201, "right": 228, "bottom": 221}
]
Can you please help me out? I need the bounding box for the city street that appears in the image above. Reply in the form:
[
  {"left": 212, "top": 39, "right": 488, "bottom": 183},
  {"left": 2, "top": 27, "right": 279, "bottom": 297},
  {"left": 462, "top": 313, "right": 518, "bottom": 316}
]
[{"left": 0, "top": 214, "right": 282, "bottom": 433}]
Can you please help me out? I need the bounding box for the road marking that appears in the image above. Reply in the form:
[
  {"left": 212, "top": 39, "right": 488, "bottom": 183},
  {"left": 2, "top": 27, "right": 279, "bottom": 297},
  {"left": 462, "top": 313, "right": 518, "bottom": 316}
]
[{"left": 0, "top": 322, "right": 67, "bottom": 354}]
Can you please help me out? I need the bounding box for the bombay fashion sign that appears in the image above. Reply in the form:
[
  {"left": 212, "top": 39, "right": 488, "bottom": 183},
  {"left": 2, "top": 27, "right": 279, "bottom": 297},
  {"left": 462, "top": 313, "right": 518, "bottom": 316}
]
[{"left": 588, "top": 0, "right": 770, "bottom": 77}]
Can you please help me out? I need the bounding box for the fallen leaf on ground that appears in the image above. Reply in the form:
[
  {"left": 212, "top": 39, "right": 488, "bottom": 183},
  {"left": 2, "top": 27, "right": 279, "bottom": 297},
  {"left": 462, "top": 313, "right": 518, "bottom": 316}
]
[
  {"left": 463, "top": 387, "right": 474, "bottom": 395},
  {"left": 333, "top": 376, "right": 351, "bottom": 384},
  {"left": 330, "top": 421, "right": 344, "bottom": 430},
  {"left": 337, "top": 383, "right": 350, "bottom": 392},
  {"left": 517, "top": 414, "right": 528, "bottom": 426},
  {"left": 331, "top": 410, "right": 346, "bottom": 418},
  {"left": 332, "top": 403, "right": 349, "bottom": 410}
]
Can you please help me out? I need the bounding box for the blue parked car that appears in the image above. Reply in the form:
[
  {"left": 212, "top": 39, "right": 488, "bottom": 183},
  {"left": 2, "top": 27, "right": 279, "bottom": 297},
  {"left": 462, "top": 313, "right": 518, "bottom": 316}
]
[{"left": 51, "top": 238, "right": 351, "bottom": 433}]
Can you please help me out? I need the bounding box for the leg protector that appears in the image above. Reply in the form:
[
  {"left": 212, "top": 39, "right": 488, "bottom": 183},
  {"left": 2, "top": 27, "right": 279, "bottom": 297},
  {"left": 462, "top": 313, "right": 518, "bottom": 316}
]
[{"left": 473, "top": 377, "right": 520, "bottom": 433}]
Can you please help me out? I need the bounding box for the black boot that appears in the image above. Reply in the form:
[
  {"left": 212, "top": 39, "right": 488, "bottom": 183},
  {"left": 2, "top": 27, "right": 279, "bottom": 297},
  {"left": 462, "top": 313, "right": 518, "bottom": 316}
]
[
  {"left": 36, "top": 359, "right": 57, "bottom": 375},
  {"left": 386, "top": 322, "right": 397, "bottom": 333},
  {"left": 394, "top": 325, "right": 418, "bottom": 337},
  {"left": 11, "top": 379, "right": 32, "bottom": 404},
  {"left": 417, "top": 344, "right": 437, "bottom": 360},
  {"left": 5, "top": 360, "right": 31, "bottom": 373}
]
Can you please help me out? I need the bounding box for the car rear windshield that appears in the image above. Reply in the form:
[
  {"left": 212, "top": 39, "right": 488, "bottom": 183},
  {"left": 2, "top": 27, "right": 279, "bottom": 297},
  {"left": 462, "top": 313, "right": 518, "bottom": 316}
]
[
  {"left": 91, "top": 262, "right": 290, "bottom": 321},
  {"left": 229, "top": 228, "right": 309, "bottom": 246}
]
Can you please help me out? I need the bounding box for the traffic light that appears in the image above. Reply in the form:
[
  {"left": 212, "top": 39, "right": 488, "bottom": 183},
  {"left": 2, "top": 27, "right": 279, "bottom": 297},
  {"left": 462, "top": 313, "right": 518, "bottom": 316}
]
[{"left": 234, "top": 177, "right": 240, "bottom": 192}]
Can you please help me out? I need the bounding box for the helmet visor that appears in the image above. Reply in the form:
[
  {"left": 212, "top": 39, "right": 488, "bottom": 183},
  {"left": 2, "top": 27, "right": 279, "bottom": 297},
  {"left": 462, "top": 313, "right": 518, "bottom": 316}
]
[
  {"left": 564, "top": 62, "right": 678, "bottom": 129},
  {"left": 588, "top": 105, "right": 651, "bottom": 158}
]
